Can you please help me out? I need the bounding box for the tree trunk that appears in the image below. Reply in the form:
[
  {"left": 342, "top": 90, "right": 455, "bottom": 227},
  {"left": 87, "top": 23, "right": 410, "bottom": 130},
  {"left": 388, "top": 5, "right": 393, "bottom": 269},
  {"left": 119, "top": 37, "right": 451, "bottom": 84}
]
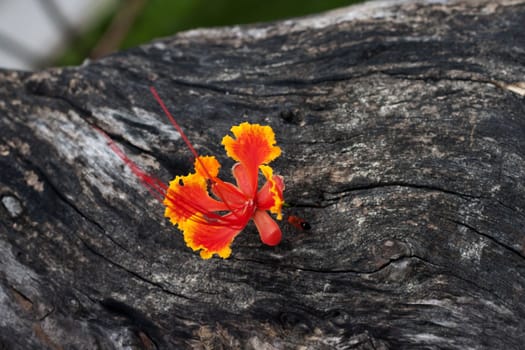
[{"left": 1, "top": 0, "right": 525, "bottom": 349}]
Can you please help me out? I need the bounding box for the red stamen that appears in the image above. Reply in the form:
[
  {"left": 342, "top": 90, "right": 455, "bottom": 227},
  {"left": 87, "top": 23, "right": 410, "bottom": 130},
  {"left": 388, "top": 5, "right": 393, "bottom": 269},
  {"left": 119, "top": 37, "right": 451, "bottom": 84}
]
[
  {"left": 95, "top": 126, "right": 167, "bottom": 202},
  {"left": 164, "top": 188, "right": 251, "bottom": 228},
  {"left": 149, "top": 86, "right": 200, "bottom": 161}
]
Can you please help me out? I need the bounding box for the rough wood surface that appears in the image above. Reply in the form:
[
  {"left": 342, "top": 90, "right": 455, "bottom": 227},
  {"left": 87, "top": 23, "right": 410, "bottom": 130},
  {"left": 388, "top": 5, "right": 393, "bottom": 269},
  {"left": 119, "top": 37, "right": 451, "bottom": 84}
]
[{"left": 1, "top": 0, "right": 525, "bottom": 349}]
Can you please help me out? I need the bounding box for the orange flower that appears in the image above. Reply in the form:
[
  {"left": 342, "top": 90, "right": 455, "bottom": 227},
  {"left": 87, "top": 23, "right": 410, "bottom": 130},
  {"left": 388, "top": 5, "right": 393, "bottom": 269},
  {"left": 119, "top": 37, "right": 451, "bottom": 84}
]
[
  {"left": 163, "top": 122, "right": 285, "bottom": 259},
  {"left": 100, "top": 87, "right": 285, "bottom": 260}
]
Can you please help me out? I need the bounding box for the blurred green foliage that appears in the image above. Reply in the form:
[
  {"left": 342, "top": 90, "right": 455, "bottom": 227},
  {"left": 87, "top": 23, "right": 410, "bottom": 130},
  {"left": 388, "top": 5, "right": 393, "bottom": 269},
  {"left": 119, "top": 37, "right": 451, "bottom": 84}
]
[{"left": 57, "top": 0, "right": 362, "bottom": 66}]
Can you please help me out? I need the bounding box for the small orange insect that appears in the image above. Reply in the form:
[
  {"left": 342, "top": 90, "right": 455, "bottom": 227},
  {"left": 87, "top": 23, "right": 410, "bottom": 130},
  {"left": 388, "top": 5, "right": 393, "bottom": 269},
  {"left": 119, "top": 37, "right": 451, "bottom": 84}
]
[{"left": 287, "top": 215, "right": 311, "bottom": 230}]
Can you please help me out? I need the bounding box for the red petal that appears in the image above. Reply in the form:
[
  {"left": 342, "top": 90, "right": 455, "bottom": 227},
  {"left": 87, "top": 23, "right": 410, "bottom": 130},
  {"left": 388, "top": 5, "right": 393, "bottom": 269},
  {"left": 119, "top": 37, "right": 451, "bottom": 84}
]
[
  {"left": 222, "top": 123, "right": 281, "bottom": 170},
  {"left": 210, "top": 179, "right": 248, "bottom": 208},
  {"left": 256, "top": 174, "right": 284, "bottom": 210},
  {"left": 164, "top": 173, "right": 228, "bottom": 226},
  {"left": 183, "top": 211, "right": 252, "bottom": 259},
  {"left": 253, "top": 210, "right": 282, "bottom": 246},
  {"left": 232, "top": 163, "right": 257, "bottom": 197}
]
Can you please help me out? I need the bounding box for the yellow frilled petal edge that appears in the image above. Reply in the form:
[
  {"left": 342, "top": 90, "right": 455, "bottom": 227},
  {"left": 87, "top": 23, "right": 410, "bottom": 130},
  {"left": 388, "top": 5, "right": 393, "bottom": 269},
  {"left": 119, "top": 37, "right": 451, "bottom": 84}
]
[
  {"left": 221, "top": 122, "right": 281, "bottom": 168},
  {"left": 163, "top": 172, "right": 206, "bottom": 227},
  {"left": 199, "top": 245, "right": 231, "bottom": 260},
  {"left": 163, "top": 156, "right": 227, "bottom": 229},
  {"left": 260, "top": 164, "right": 284, "bottom": 220},
  {"left": 181, "top": 214, "right": 238, "bottom": 259}
]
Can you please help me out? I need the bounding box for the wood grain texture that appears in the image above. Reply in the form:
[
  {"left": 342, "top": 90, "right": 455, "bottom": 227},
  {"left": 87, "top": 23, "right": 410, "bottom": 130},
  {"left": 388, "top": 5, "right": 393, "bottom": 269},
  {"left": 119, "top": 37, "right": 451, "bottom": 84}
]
[{"left": 1, "top": 0, "right": 525, "bottom": 349}]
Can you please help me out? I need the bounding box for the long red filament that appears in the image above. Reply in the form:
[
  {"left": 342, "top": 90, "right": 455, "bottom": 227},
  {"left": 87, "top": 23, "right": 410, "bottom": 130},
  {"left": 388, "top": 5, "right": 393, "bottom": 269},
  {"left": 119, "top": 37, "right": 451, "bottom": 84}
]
[
  {"left": 149, "top": 87, "right": 200, "bottom": 161},
  {"left": 149, "top": 86, "right": 245, "bottom": 217},
  {"left": 99, "top": 129, "right": 237, "bottom": 225},
  {"left": 98, "top": 87, "right": 251, "bottom": 227},
  {"left": 149, "top": 87, "right": 244, "bottom": 192},
  {"left": 95, "top": 126, "right": 167, "bottom": 202}
]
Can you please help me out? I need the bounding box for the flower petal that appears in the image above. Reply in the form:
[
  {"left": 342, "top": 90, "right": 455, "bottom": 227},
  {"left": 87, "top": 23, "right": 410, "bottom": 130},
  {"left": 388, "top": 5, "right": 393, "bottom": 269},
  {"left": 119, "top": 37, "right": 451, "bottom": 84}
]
[
  {"left": 253, "top": 209, "right": 282, "bottom": 246},
  {"left": 222, "top": 122, "right": 281, "bottom": 170},
  {"left": 210, "top": 180, "right": 249, "bottom": 208},
  {"left": 183, "top": 212, "right": 250, "bottom": 259},
  {"left": 164, "top": 172, "right": 227, "bottom": 227},
  {"left": 194, "top": 155, "right": 220, "bottom": 179},
  {"left": 232, "top": 162, "right": 257, "bottom": 197},
  {"left": 257, "top": 165, "right": 285, "bottom": 220}
]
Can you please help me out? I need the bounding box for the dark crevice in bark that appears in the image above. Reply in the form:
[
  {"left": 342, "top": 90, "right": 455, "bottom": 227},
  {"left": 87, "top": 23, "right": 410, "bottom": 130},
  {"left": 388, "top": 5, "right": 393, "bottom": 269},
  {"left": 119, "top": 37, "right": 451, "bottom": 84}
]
[
  {"left": 448, "top": 218, "right": 525, "bottom": 261},
  {"left": 323, "top": 181, "right": 482, "bottom": 202},
  {"left": 241, "top": 254, "right": 444, "bottom": 276},
  {"left": 24, "top": 83, "right": 161, "bottom": 158},
  {"left": 443, "top": 266, "right": 515, "bottom": 311},
  {"left": 23, "top": 157, "right": 131, "bottom": 255},
  {"left": 77, "top": 236, "right": 195, "bottom": 303}
]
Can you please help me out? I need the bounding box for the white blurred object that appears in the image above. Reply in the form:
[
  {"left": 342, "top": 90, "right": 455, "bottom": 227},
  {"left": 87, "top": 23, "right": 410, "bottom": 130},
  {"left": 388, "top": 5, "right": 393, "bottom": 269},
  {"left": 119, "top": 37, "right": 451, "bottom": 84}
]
[{"left": 0, "top": 0, "right": 117, "bottom": 70}]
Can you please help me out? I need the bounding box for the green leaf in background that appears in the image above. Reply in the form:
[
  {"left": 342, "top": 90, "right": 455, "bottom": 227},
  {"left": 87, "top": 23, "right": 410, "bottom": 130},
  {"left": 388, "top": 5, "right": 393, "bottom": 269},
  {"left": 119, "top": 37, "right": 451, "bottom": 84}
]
[{"left": 56, "top": 0, "right": 363, "bottom": 67}]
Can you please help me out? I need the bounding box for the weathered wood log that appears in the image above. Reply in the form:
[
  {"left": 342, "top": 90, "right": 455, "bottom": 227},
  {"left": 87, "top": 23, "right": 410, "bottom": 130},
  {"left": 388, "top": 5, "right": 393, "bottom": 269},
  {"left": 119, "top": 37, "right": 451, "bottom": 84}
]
[{"left": 1, "top": 0, "right": 525, "bottom": 348}]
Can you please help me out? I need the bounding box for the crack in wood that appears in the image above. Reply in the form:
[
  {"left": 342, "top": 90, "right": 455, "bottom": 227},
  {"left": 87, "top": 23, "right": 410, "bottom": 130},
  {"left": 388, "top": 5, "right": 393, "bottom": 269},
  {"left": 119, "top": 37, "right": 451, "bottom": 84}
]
[
  {"left": 322, "top": 181, "right": 483, "bottom": 204},
  {"left": 448, "top": 218, "right": 525, "bottom": 261},
  {"left": 23, "top": 158, "right": 132, "bottom": 255},
  {"left": 78, "top": 237, "right": 195, "bottom": 303}
]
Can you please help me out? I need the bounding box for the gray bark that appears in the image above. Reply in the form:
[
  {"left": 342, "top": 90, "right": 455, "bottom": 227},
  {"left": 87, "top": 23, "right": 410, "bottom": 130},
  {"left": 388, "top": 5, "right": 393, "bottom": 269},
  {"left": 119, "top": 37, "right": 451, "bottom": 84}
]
[{"left": 1, "top": 0, "right": 525, "bottom": 349}]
